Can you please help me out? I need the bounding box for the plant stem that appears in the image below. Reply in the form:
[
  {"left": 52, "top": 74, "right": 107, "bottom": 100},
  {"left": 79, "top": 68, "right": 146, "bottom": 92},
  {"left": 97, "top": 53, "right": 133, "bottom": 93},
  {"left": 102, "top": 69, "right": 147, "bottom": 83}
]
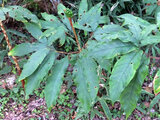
[
  {"left": 68, "top": 17, "right": 82, "bottom": 52},
  {"left": 56, "top": 50, "right": 79, "bottom": 54},
  {"left": 0, "top": 20, "right": 25, "bottom": 89},
  {"left": 2, "top": 0, "right": 4, "bottom": 7}
]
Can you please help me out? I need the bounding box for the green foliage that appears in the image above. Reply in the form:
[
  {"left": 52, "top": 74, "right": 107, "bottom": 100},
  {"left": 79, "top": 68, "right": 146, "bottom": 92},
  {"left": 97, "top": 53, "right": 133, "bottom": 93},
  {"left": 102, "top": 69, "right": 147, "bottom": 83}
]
[
  {"left": 99, "top": 98, "right": 112, "bottom": 120},
  {"left": 1, "top": 0, "right": 160, "bottom": 119},
  {"left": 74, "top": 55, "right": 99, "bottom": 112},
  {"left": 110, "top": 50, "right": 143, "bottom": 102},
  {"left": 120, "top": 56, "right": 149, "bottom": 118},
  {"left": 153, "top": 69, "right": 160, "bottom": 95},
  {"left": 44, "top": 57, "right": 68, "bottom": 109}
]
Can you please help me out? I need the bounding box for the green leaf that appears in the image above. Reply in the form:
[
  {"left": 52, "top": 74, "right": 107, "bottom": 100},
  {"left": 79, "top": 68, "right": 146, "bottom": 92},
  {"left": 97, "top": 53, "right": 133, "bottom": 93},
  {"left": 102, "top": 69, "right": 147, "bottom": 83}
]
[
  {"left": 42, "top": 26, "right": 67, "bottom": 46},
  {"left": 0, "top": 32, "right": 4, "bottom": 43},
  {"left": 74, "top": 56, "right": 99, "bottom": 112},
  {"left": 18, "top": 48, "right": 50, "bottom": 81},
  {"left": 93, "top": 24, "right": 124, "bottom": 41},
  {"left": 109, "top": 50, "right": 143, "bottom": 102},
  {"left": 24, "top": 22, "right": 42, "bottom": 41},
  {"left": 41, "top": 12, "right": 59, "bottom": 22},
  {"left": 141, "top": 35, "right": 160, "bottom": 46},
  {"left": 156, "top": 12, "right": 160, "bottom": 27},
  {"left": 76, "top": 2, "right": 102, "bottom": 31},
  {"left": 96, "top": 58, "right": 112, "bottom": 72},
  {"left": 25, "top": 52, "right": 56, "bottom": 97},
  {"left": 87, "top": 40, "right": 137, "bottom": 59},
  {"left": 119, "top": 14, "right": 150, "bottom": 27},
  {"left": 9, "top": 43, "right": 47, "bottom": 56},
  {"left": 58, "top": 4, "right": 71, "bottom": 31},
  {"left": 44, "top": 57, "right": 69, "bottom": 108},
  {"left": 99, "top": 16, "right": 110, "bottom": 24},
  {"left": 0, "top": 50, "right": 7, "bottom": 68},
  {"left": 0, "top": 65, "right": 12, "bottom": 75},
  {"left": 0, "top": 88, "right": 8, "bottom": 96},
  {"left": 141, "top": 25, "right": 157, "bottom": 38},
  {"left": 128, "top": 25, "right": 141, "bottom": 43},
  {"left": 149, "top": 94, "right": 160, "bottom": 110},
  {"left": 153, "top": 69, "right": 160, "bottom": 95},
  {"left": 99, "top": 99, "right": 112, "bottom": 120},
  {"left": 7, "top": 29, "right": 27, "bottom": 38},
  {"left": 0, "top": 9, "right": 5, "bottom": 21},
  {"left": 2, "top": 6, "right": 39, "bottom": 23},
  {"left": 79, "top": 0, "right": 88, "bottom": 18},
  {"left": 120, "top": 56, "right": 149, "bottom": 118}
]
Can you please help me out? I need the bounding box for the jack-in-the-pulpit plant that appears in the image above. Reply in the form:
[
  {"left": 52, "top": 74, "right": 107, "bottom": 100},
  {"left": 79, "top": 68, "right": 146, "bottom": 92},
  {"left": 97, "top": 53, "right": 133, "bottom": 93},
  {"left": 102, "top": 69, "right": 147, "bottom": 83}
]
[{"left": 1, "top": 0, "right": 160, "bottom": 119}]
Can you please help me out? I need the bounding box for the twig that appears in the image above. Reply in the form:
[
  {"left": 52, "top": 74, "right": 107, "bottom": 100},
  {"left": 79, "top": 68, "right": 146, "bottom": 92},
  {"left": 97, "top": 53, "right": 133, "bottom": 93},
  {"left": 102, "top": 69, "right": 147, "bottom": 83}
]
[
  {"left": 0, "top": 20, "right": 25, "bottom": 89},
  {"left": 56, "top": 50, "right": 79, "bottom": 54},
  {"left": 144, "top": 52, "right": 160, "bottom": 60},
  {"left": 148, "top": 56, "right": 160, "bottom": 60},
  {"left": 68, "top": 17, "right": 82, "bottom": 52}
]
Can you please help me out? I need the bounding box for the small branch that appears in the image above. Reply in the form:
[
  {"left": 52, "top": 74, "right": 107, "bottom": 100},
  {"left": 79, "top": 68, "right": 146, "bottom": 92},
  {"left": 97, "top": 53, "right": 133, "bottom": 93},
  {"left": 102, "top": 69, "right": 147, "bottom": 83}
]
[
  {"left": 56, "top": 50, "right": 79, "bottom": 54},
  {"left": 0, "top": 20, "right": 25, "bottom": 89},
  {"left": 68, "top": 17, "right": 82, "bottom": 52},
  {"left": 148, "top": 56, "right": 160, "bottom": 60},
  {"left": 144, "top": 52, "right": 160, "bottom": 60}
]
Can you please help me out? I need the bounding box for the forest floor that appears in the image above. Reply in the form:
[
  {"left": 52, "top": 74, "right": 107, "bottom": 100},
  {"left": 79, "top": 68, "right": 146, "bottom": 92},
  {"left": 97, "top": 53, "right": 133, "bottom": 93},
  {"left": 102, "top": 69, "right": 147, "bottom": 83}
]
[{"left": 0, "top": 69, "right": 160, "bottom": 120}]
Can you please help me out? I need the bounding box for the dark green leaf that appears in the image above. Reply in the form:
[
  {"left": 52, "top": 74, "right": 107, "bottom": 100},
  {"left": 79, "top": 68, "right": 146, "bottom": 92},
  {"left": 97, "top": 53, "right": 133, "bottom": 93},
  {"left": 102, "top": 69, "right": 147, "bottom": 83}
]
[
  {"left": 58, "top": 4, "right": 71, "bottom": 31},
  {"left": 74, "top": 56, "right": 99, "bottom": 112},
  {"left": 149, "top": 94, "right": 160, "bottom": 110},
  {"left": 0, "top": 50, "right": 7, "bottom": 68},
  {"left": 9, "top": 43, "right": 47, "bottom": 56},
  {"left": 0, "top": 9, "right": 5, "bottom": 20},
  {"left": 18, "top": 48, "right": 50, "bottom": 81},
  {"left": 0, "top": 32, "right": 4, "bottom": 43},
  {"left": 119, "top": 14, "right": 150, "bottom": 27},
  {"left": 93, "top": 25, "right": 124, "bottom": 41},
  {"left": 79, "top": 0, "right": 88, "bottom": 18},
  {"left": 44, "top": 57, "right": 69, "bottom": 108},
  {"left": 25, "top": 52, "right": 56, "bottom": 97},
  {"left": 99, "top": 99, "right": 112, "bottom": 120},
  {"left": 87, "top": 40, "right": 137, "bottom": 59},
  {"left": 7, "top": 29, "right": 27, "bottom": 38},
  {"left": 76, "top": 2, "right": 102, "bottom": 31},
  {"left": 41, "top": 12, "right": 59, "bottom": 22},
  {"left": 25, "top": 22, "right": 43, "bottom": 41},
  {"left": 1, "top": 6, "right": 38, "bottom": 23},
  {"left": 120, "top": 56, "right": 149, "bottom": 118},
  {"left": 141, "top": 35, "right": 160, "bottom": 46},
  {"left": 0, "top": 65, "right": 12, "bottom": 75},
  {"left": 109, "top": 50, "right": 143, "bottom": 102}
]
